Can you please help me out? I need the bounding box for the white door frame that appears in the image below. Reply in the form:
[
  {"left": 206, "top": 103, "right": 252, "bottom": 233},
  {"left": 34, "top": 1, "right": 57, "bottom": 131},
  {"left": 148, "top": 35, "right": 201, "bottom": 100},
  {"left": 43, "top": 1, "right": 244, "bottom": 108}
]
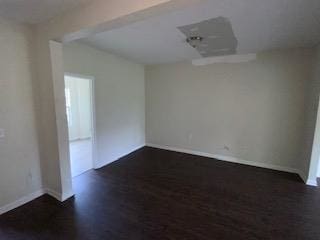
[
  {"left": 307, "top": 96, "right": 320, "bottom": 186},
  {"left": 64, "top": 73, "right": 98, "bottom": 170}
]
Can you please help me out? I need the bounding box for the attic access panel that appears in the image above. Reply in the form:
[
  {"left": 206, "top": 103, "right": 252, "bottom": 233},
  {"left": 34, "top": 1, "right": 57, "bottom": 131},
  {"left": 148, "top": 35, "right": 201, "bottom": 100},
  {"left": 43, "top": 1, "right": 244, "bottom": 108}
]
[{"left": 178, "top": 17, "right": 238, "bottom": 58}]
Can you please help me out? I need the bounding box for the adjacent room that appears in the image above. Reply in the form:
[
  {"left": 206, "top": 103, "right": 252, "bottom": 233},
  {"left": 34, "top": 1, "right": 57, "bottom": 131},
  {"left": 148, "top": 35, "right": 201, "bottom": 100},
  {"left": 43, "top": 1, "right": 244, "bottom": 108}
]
[
  {"left": 64, "top": 74, "right": 94, "bottom": 177},
  {"left": 0, "top": 0, "right": 320, "bottom": 239}
]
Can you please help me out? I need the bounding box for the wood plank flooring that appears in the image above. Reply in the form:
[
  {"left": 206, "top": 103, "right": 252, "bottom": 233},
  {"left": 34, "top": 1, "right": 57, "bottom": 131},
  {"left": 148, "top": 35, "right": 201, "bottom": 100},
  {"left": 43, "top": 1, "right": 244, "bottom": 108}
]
[{"left": 0, "top": 147, "right": 320, "bottom": 240}]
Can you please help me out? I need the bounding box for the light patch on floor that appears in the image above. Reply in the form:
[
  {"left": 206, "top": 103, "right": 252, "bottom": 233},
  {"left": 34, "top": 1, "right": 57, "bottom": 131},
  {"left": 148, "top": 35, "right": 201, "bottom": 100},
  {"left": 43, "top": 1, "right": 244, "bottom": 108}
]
[{"left": 70, "top": 139, "right": 93, "bottom": 177}]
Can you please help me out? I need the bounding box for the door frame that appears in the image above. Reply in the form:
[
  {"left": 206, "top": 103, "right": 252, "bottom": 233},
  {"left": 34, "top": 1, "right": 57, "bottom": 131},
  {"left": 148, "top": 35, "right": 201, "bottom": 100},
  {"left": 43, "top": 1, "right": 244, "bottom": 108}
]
[
  {"left": 64, "top": 72, "right": 98, "bottom": 170},
  {"left": 307, "top": 96, "right": 320, "bottom": 186}
]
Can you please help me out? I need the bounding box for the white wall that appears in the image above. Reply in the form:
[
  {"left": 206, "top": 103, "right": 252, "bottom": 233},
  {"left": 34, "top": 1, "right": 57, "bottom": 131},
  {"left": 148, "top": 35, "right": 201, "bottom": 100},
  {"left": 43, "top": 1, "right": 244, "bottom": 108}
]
[
  {"left": 0, "top": 18, "right": 42, "bottom": 209},
  {"left": 146, "top": 48, "right": 313, "bottom": 172},
  {"left": 63, "top": 42, "right": 145, "bottom": 167},
  {"left": 65, "top": 76, "right": 92, "bottom": 141}
]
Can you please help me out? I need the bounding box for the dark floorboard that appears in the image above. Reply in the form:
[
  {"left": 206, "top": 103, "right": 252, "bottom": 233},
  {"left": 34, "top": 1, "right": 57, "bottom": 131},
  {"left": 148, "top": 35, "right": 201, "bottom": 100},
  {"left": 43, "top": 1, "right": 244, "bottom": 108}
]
[{"left": 0, "top": 147, "right": 320, "bottom": 240}]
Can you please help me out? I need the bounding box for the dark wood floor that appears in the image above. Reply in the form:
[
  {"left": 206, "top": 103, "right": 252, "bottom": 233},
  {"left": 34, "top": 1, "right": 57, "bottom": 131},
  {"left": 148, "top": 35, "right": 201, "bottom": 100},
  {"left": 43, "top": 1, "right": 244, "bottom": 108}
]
[{"left": 1, "top": 147, "right": 320, "bottom": 240}]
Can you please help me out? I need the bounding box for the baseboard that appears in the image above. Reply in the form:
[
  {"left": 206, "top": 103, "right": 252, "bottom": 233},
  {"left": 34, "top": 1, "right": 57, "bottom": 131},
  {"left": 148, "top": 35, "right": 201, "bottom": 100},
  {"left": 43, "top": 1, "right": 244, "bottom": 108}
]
[
  {"left": 0, "top": 143, "right": 314, "bottom": 216},
  {"left": 0, "top": 187, "right": 76, "bottom": 216},
  {"left": 45, "top": 188, "right": 62, "bottom": 201},
  {"left": 45, "top": 188, "right": 74, "bottom": 202},
  {"left": 61, "top": 190, "right": 75, "bottom": 201},
  {"left": 0, "top": 144, "right": 145, "bottom": 215},
  {"left": 0, "top": 189, "right": 46, "bottom": 215},
  {"left": 297, "top": 170, "right": 308, "bottom": 182},
  {"left": 95, "top": 143, "right": 146, "bottom": 169},
  {"left": 306, "top": 178, "right": 318, "bottom": 186},
  {"left": 146, "top": 143, "right": 312, "bottom": 183},
  {"left": 69, "top": 137, "right": 91, "bottom": 142}
]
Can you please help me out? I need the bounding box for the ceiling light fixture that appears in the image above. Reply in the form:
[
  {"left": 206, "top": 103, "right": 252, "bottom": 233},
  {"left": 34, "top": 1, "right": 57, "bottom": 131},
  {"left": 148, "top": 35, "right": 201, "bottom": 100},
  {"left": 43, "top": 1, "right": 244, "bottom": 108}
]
[{"left": 186, "top": 36, "right": 203, "bottom": 48}]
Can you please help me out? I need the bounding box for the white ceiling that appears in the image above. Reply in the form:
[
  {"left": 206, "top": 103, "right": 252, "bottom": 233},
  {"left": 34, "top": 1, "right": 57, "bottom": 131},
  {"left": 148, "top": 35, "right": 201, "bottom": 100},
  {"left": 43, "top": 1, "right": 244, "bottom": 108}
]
[
  {"left": 80, "top": 0, "right": 320, "bottom": 65},
  {"left": 0, "top": 0, "right": 90, "bottom": 24}
]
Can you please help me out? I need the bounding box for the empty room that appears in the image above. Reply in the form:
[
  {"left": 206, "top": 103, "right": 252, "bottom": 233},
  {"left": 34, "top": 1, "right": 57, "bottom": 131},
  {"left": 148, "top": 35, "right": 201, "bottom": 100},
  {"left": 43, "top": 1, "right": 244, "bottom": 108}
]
[{"left": 0, "top": 0, "right": 320, "bottom": 239}]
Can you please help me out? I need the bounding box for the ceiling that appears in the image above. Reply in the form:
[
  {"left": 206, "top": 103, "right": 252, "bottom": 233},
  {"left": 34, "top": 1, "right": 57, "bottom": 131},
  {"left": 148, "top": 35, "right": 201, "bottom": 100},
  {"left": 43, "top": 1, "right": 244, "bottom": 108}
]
[
  {"left": 0, "top": 0, "right": 90, "bottom": 24},
  {"left": 80, "top": 0, "right": 320, "bottom": 65}
]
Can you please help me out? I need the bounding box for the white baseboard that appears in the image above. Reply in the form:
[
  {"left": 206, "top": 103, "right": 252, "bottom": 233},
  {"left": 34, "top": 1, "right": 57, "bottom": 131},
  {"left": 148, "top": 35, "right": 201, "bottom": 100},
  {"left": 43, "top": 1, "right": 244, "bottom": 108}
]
[
  {"left": 0, "top": 188, "right": 75, "bottom": 216},
  {"left": 306, "top": 178, "right": 318, "bottom": 186},
  {"left": 0, "top": 189, "right": 46, "bottom": 215},
  {"left": 0, "top": 143, "right": 145, "bottom": 216},
  {"left": 95, "top": 143, "right": 146, "bottom": 169},
  {"left": 61, "top": 190, "right": 75, "bottom": 202},
  {"left": 45, "top": 188, "right": 74, "bottom": 202},
  {"left": 45, "top": 188, "right": 62, "bottom": 201},
  {"left": 0, "top": 143, "right": 315, "bottom": 216},
  {"left": 69, "top": 137, "right": 91, "bottom": 142},
  {"left": 146, "top": 143, "right": 313, "bottom": 185},
  {"left": 297, "top": 170, "right": 308, "bottom": 183}
]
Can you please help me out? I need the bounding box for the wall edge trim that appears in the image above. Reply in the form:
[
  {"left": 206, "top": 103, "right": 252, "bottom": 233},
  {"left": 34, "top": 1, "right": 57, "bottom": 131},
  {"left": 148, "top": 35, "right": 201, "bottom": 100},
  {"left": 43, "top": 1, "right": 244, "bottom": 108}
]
[
  {"left": 146, "top": 143, "right": 313, "bottom": 185},
  {"left": 0, "top": 187, "right": 77, "bottom": 216},
  {"left": 306, "top": 178, "right": 318, "bottom": 186},
  {"left": 0, "top": 189, "right": 46, "bottom": 215},
  {"left": 95, "top": 143, "right": 146, "bottom": 169}
]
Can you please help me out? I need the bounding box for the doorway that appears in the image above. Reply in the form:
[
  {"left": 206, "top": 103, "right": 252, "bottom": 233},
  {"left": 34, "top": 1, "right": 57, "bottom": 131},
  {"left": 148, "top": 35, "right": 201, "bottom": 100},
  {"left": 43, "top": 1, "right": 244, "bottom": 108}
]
[{"left": 64, "top": 74, "right": 95, "bottom": 177}]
